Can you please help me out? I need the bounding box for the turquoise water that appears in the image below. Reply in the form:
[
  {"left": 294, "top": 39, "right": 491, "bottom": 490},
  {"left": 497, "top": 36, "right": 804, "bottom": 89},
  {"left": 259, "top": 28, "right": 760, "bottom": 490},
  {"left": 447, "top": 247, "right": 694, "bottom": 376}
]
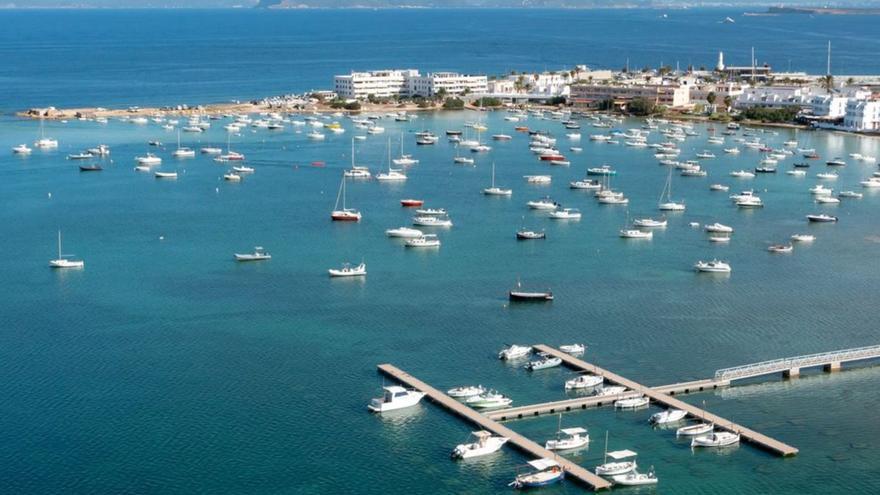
[{"left": 2, "top": 111, "right": 880, "bottom": 493}]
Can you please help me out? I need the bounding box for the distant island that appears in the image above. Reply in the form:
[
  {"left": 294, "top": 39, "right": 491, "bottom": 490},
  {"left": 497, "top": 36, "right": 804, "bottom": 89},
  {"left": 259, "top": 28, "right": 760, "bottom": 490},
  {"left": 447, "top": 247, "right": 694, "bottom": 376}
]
[{"left": 767, "top": 6, "right": 880, "bottom": 15}]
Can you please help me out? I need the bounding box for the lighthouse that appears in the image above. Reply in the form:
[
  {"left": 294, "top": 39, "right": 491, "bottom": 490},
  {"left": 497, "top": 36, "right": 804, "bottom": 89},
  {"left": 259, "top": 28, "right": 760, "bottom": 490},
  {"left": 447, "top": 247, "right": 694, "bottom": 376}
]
[{"left": 716, "top": 51, "right": 725, "bottom": 71}]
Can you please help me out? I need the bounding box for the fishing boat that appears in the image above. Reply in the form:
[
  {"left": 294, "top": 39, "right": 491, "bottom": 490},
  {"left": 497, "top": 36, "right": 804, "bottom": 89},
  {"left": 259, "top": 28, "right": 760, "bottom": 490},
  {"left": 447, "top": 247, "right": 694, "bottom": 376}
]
[
  {"left": 328, "top": 262, "right": 367, "bottom": 277},
  {"left": 447, "top": 385, "right": 485, "bottom": 398},
  {"left": 509, "top": 280, "right": 553, "bottom": 302},
  {"left": 612, "top": 470, "right": 658, "bottom": 486},
  {"left": 385, "top": 227, "right": 424, "bottom": 238},
  {"left": 451, "top": 431, "right": 509, "bottom": 459},
  {"left": 367, "top": 386, "right": 425, "bottom": 413},
  {"left": 614, "top": 396, "right": 649, "bottom": 409},
  {"left": 405, "top": 234, "right": 441, "bottom": 248},
  {"left": 498, "top": 344, "right": 531, "bottom": 360},
  {"left": 234, "top": 247, "right": 271, "bottom": 261},
  {"left": 650, "top": 409, "right": 687, "bottom": 424},
  {"left": 807, "top": 214, "right": 838, "bottom": 223},
  {"left": 525, "top": 355, "right": 562, "bottom": 371},
  {"left": 466, "top": 390, "right": 513, "bottom": 409},
  {"left": 48, "top": 230, "right": 84, "bottom": 269},
  {"left": 510, "top": 459, "right": 564, "bottom": 489},
  {"left": 565, "top": 374, "right": 603, "bottom": 390},
  {"left": 595, "top": 433, "right": 638, "bottom": 476},
  {"left": 483, "top": 163, "right": 512, "bottom": 196},
  {"left": 691, "top": 431, "right": 740, "bottom": 448},
  {"left": 694, "top": 259, "right": 731, "bottom": 273},
  {"left": 545, "top": 420, "right": 589, "bottom": 451},
  {"left": 330, "top": 174, "right": 361, "bottom": 222}
]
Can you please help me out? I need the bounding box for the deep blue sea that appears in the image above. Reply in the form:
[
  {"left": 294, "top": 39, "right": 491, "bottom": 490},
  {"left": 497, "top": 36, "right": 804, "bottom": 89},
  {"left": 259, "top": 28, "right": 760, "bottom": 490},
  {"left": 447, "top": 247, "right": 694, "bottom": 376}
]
[{"left": 2, "top": 8, "right": 880, "bottom": 495}]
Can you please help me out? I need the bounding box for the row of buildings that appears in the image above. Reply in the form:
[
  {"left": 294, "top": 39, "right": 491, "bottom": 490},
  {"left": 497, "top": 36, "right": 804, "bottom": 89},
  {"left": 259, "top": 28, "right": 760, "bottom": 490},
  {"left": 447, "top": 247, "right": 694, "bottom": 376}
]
[{"left": 334, "top": 70, "right": 488, "bottom": 100}]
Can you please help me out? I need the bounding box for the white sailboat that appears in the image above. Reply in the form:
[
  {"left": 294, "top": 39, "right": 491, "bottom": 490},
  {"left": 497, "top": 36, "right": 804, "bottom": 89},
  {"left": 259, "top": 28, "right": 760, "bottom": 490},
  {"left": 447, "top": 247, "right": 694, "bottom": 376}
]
[
  {"left": 392, "top": 134, "right": 418, "bottom": 166},
  {"left": 330, "top": 173, "right": 361, "bottom": 221},
  {"left": 49, "top": 230, "right": 84, "bottom": 269},
  {"left": 172, "top": 129, "right": 195, "bottom": 158},
  {"left": 595, "top": 432, "right": 637, "bottom": 476},
  {"left": 375, "top": 137, "right": 407, "bottom": 181},
  {"left": 483, "top": 162, "right": 512, "bottom": 196},
  {"left": 658, "top": 167, "right": 686, "bottom": 211},
  {"left": 34, "top": 118, "right": 58, "bottom": 149}
]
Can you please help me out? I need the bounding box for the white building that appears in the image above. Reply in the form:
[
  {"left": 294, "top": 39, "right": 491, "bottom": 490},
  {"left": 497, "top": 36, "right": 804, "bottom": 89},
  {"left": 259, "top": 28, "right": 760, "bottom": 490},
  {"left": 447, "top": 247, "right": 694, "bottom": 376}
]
[
  {"left": 843, "top": 98, "right": 880, "bottom": 132},
  {"left": 406, "top": 72, "right": 488, "bottom": 98},
  {"left": 334, "top": 69, "right": 419, "bottom": 99},
  {"left": 734, "top": 86, "right": 817, "bottom": 109},
  {"left": 810, "top": 94, "right": 850, "bottom": 119}
]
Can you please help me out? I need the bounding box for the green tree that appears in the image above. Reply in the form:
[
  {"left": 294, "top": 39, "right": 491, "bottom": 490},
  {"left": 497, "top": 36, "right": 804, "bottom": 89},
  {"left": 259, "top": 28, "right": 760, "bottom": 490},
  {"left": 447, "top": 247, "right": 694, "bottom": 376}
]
[
  {"left": 442, "top": 98, "right": 465, "bottom": 110},
  {"left": 435, "top": 88, "right": 448, "bottom": 101},
  {"left": 723, "top": 95, "right": 733, "bottom": 110},
  {"left": 706, "top": 92, "right": 717, "bottom": 105},
  {"left": 626, "top": 97, "right": 656, "bottom": 116},
  {"left": 823, "top": 75, "right": 835, "bottom": 93},
  {"left": 846, "top": 77, "right": 855, "bottom": 86}
]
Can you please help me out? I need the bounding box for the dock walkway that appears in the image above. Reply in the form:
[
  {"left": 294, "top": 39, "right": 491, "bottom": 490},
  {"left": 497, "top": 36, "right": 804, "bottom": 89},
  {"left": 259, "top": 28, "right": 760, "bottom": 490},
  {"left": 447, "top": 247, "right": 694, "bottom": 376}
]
[
  {"left": 533, "top": 345, "right": 799, "bottom": 457},
  {"left": 377, "top": 363, "right": 613, "bottom": 491}
]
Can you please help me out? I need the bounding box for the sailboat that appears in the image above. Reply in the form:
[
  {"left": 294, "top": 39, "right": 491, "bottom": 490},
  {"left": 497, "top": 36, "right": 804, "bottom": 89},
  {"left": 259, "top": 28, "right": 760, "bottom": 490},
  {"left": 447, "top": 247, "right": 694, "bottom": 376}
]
[
  {"left": 330, "top": 173, "right": 362, "bottom": 221},
  {"left": 483, "top": 162, "right": 512, "bottom": 196},
  {"left": 215, "top": 133, "right": 244, "bottom": 162},
  {"left": 392, "top": 134, "right": 418, "bottom": 166},
  {"left": 595, "top": 432, "right": 638, "bottom": 476},
  {"left": 544, "top": 414, "right": 589, "bottom": 451},
  {"left": 658, "top": 166, "right": 686, "bottom": 211},
  {"left": 172, "top": 129, "right": 195, "bottom": 158},
  {"left": 34, "top": 119, "right": 59, "bottom": 149},
  {"left": 49, "top": 230, "right": 84, "bottom": 268},
  {"left": 375, "top": 137, "right": 407, "bottom": 181},
  {"left": 343, "top": 138, "right": 371, "bottom": 178},
  {"left": 470, "top": 99, "right": 492, "bottom": 152},
  {"left": 453, "top": 144, "right": 475, "bottom": 165}
]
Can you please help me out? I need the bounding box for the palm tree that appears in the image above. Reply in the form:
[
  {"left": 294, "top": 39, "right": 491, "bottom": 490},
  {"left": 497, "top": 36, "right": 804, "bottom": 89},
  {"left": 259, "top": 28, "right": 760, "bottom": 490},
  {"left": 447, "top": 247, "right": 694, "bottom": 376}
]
[{"left": 823, "top": 74, "right": 835, "bottom": 93}]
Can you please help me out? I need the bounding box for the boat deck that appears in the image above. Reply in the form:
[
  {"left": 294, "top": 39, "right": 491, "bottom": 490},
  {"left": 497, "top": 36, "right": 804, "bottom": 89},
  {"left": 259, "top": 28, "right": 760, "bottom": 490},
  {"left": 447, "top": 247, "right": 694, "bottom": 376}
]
[{"left": 377, "top": 363, "right": 613, "bottom": 491}]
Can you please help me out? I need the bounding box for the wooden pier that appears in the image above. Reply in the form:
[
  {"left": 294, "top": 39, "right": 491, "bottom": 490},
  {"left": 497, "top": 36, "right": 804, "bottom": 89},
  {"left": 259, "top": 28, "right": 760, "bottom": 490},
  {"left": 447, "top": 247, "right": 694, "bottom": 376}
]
[
  {"left": 377, "top": 363, "right": 614, "bottom": 491},
  {"left": 533, "top": 345, "right": 799, "bottom": 457}
]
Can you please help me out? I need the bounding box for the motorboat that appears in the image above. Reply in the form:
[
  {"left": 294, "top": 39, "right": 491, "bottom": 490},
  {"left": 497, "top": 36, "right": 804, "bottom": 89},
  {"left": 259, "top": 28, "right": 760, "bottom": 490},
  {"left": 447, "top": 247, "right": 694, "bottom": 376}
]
[
  {"left": 768, "top": 244, "right": 793, "bottom": 253},
  {"left": 692, "top": 431, "right": 740, "bottom": 448},
  {"left": 328, "top": 260, "right": 366, "bottom": 277},
  {"left": 816, "top": 196, "right": 840, "bottom": 204},
  {"left": 839, "top": 190, "right": 863, "bottom": 199},
  {"left": 510, "top": 459, "right": 564, "bottom": 489},
  {"left": 787, "top": 170, "right": 807, "bottom": 176},
  {"left": 525, "top": 355, "right": 562, "bottom": 371},
  {"left": 509, "top": 280, "right": 553, "bottom": 302},
  {"left": 565, "top": 374, "right": 603, "bottom": 390},
  {"left": 708, "top": 235, "right": 731, "bottom": 243},
  {"left": 234, "top": 247, "right": 271, "bottom": 261},
  {"left": 367, "top": 385, "right": 426, "bottom": 413},
  {"left": 527, "top": 197, "right": 559, "bottom": 210},
  {"left": 524, "top": 175, "right": 551, "bottom": 184},
  {"left": 344, "top": 166, "right": 371, "bottom": 178},
  {"left": 807, "top": 214, "right": 837, "bottom": 223},
  {"left": 453, "top": 156, "right": 475, "bottom": 165},
  {"left": 400, "top": 198, "right": 424, "bottom": 207},
  {"left": 415, "top": 208, "right": 447, "bottom": 216},
  {"left": 493, "top": 134, "right": 513, "bottom": 141},
  {"left": 545, "top": 427, "right": 589, "bottom": 451},
  {"left": 730, "top": 170, "right": 755, "bottom": 179},
  {"left": 598, "top": 195, "right": 629, "bottom": 205},
  {"left": 596, "top": 386, "right": 627, "bottom": 397},
  {"left": 232, "top": 165, "right": 254, "bottom": 174},
  {"left": 816, "top": 172, "right": 838, "bottom": 180},
  {"left": 549, "top": 208, "right": 581, "bottom": 220},
  {"left": 587, "top": 165, "right": 616, "bottom": 176},
  {"left": 650, "top": 409, "right": 687, "bottom": 424},
  {"left": 154, "top": 171, "right": 178, "bottom": 179},
  {"left": 447, "top": 385, "right": 485, "bottom": 398},
  {"left": 809, "top": 184, "right": 833, "bottom": 196},
  {"left": 694, "top": 259, "right": 731, "bottom": 273},
  {"left": 67, "top": 152, "right": 94, "bottom": 160},
  {"left": 791, "top": 233, "right": 815, "bottom": 242},
  {"left": 570, "top": 179, "right": 602, "bottom": 190},
  {"left": 136, "top": 153, "right": 162, "bottom": 166},
  {"left": 611, "top": 470, "right": 658, "bottom": 486},
  {"left": 559, "top": 343, "right": 585, "bottom": 355},
  {"left": 12, "top": 143, "right": 32, "bottom": 154},
  {"left": 451, "top": 431, "right": 509, "bottom": 459},
  {"left": 633, "top": 218, "right": 667, "bottom": 228},
  {"left": 614, "top": 396, "right": 649, "bottom": 409},
  {"left": 466, "top": 390, "right": 513, "bottom": 409},
  {"left": 736, "top": 196, "right": 763, "bottom": 208},
  {"left": 695, "top": 151, "right": 715, "bottom": 159},
  {"left": 306, "top": 131, "right": 325, "bottom": 140},
  {"left": 375, "top": 168, "right": 407, "bottom": 181},
  {"left": 860, "top": 178, "right": 880, "bottom": 188},
  {"left": 201, "top": 147, "right": 222, "bottom": 154},
  {"left": 825, "top": 157, "right": 846, "bottom": 167},
  {"left": 405, "top": 234, "right": 441, "bottom": 248},
  {"left": 704, "top": 223, "right": 733, "bottom": 234},
  {"left": 754, "top": 166, "right": 777, "bottom": 174},
  {"left": 385, "top": 227, "right": 424, "bottom": 238},
  {"left": 48, "top": 230, "right": 84, "bottom": 269},
  {"left": 516, "top": 230, "right": 546, "bottom": 240},
  {"left": 330, "top": 174, "right": 361, "bottom": 221},
  {"left": 223, "top": 173, "right": 241, "bottom": 181},
  {"left": 619, "top": 229, "right": 652, "bottom": 239},
  {"left": 498, "top": 344, "right": 531, "bottom": 360},
  {"left": 79, "top": 164, "right": 103, "bottom": 172},
  {"left": 676, "top": 422, "right": 714, "bottom": 436},
  {"left": 412, "top": 216, "right": 452, "bottom": 227}
]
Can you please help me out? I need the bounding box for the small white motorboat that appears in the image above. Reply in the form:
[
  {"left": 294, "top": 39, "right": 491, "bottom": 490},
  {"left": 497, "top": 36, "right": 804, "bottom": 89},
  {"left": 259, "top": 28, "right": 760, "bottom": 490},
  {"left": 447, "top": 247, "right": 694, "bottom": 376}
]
[
  {"left": 596, "top": 386, "right": 627, "bottom": 397},
  {"left": 839, "top": 190, "right": 863, "bottom": 199},
  {"left": 447, "top": 385, "right": 485, "bottom": 398},
  {"left": 614, "top": 396, "right": 649, "bottom": 409},
  {"left": 730, "top": 170, "right": 755, "bottom": 179},
  {"left": 232, "top": 165, "right": 255, "bottom": 174},
  {"left": 466, "top": 390, "right": 513, "bottom": 409},
  {"left": 709, "top": 184, "right": 730, "bottom": 191},
  {"left": 12, "top": 144, "right": 32, "bottom": 154},
  {"left": 201, "top": 147, "right": 223, "bottom": 154},
  {"left": 650, "top": 409, "right": 687, "bottom": 424},
  {"left": 155, "top": 171, "right": 178, "bottom": 179},
  {"left": 768, "top": 244, "right": 793, "bottom": 253},
  {"left": 545, "top": 427, "right": 589, "bottom": 451},
  {"left": 385, "top": 227, "right": 424, "bottom": 238},
  {"left": 136, "top": 153, "right": 162, "bottom": 166},
  {"left": 224, "top": 173, "right": 241, "bottom": 182},
  {"left": 807, "top": 214, "right": 838, "bottom": 223},
  {"left": 498, "top": 344, "right": 531, "bottom": 360},
  {"left": 328, "top": 262, "right": 367, "bottom": 277},
  {"left": 405, "top": 235, "right": 441, "bottom": 248},
  {"left": 676, "top": 422, "right": 713, "bottom": 436},
  {"left": 619, "top": 229, "right": 653, "bottom": 239},
  {"left": 694, "top": 260, "right": 731, "bottom": 273},
  {"left": 412, "top": 216, "right": 452, "bottom": 227},
  {"left": 565, "top": 374, "right": 603, "bottom": 390},
  {"left": 525, "top": 355, "right": 563, "bottom": 371},
  {"left": 691, "top": 431, "right": 740, "bottom": 448},
  {"left": 559, "top": 343, "right": 585, "bottom": 355},
  {"left": 791, "top": 234, "right": 815, "bottom": 242},
  {"left": 704, "top": 223, "right": 733, "bottom": 234},
  {"left": 367, "top": 385, "right": 426, "bottom": 413},
  {"left": 527, "top": 197, "right": 559, "bottom": 210},
  {"left": 451, "top": 431, "right": 509, "bottom": 459},
  {"left": 524, "top": 175, "right": 552, "bottom": 184},
  {"left": 612, "top": 470, "right": 658, "bottom": 486},
  {"left": 633, "top": 218, "right": 667, "bottom": 228},
  {"left": 549, "top": 208, "right": 581, "bottom": 220},
  {"left": 234, "top": 246, "right": 271, "bottom": 261},
  {"left": 815, "top": 196, "right": 840, "bottom": 204}
]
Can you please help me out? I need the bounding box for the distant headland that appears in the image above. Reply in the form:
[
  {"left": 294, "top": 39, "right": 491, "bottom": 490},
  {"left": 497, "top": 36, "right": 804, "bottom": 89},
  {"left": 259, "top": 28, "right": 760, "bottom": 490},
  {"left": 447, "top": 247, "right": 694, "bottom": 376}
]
[{"left": 767, "top": 6, "right": 880, "bottom": 15}]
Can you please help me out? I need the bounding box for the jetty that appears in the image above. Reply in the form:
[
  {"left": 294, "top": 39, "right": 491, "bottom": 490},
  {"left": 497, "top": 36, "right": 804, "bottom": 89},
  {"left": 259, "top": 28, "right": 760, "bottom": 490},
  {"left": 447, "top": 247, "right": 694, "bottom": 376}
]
[{"left": 377, "top": 363, "right": 614, "bottom": 491}]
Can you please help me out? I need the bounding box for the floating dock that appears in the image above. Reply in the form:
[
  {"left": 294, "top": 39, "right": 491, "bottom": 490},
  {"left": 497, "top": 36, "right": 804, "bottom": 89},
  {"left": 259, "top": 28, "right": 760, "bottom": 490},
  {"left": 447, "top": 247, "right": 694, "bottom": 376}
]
[
  {"left": 377, "top": 363, "right": 614, "bottom": 491},
  {"left": 532, "top": 345, "right": 799, "bottom": 457}
]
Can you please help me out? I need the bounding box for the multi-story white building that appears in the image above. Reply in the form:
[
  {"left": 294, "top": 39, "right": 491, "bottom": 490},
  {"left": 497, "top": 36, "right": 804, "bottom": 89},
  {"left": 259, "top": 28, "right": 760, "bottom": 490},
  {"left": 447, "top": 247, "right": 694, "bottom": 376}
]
[
  {"left": 333, "top": 69, "right": 419, "bottom": 99},
  {"left": 810, "top": 94, "right": 850, "bottom": 119},
  {"left": 570, "top": 83, "right": 691, "bottom": 108},
  {"left": 406, "top": 72, "right": 488, "bottom": 98},
  {"left": 843, "top": 98, "right": 880, "bottom": 131},
  {"left": 734, "top": 86, "right": 817, "bottom": 109}
]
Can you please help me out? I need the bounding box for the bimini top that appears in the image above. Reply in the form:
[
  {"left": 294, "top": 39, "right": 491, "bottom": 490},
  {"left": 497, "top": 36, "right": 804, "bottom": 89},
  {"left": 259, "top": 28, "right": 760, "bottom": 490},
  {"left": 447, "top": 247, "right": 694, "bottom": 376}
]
[
  {"left": 607, "top": 449, "right": 638, "bottom": 460},
  {"left": 560, "top": 427, "right": 588, "bottom": 435},
  {"left": 527, "top": 458, "right": 560, "bottom": 471},
  {"left": 383, "top": 385, "right": 408, "bottom": 393}
]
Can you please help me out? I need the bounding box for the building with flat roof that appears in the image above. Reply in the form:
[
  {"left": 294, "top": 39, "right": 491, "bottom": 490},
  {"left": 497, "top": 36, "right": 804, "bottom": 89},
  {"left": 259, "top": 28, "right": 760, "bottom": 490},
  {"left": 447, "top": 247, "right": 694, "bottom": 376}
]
[
  {"left": 333, "top": 69, "right": 419, "bottom": 99},
  {"left": 570, "top": 83, "right": 691, "bottom": 109},
  {"left": 406, "top": 72, "right": 487, "bottom": 98}
]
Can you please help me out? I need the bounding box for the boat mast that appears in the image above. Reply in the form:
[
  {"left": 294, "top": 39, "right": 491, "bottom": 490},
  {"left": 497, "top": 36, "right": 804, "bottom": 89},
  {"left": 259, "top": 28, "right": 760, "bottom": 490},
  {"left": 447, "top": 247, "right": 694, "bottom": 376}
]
[
  {"left": 603, "top": 430, "right": 609, "bottom": 464},
  {"left": 57, "top": 230, "right": 62, "bottom": 258},
  {"left": 491, "top": 162, "right": 496, "bottom": 187}
]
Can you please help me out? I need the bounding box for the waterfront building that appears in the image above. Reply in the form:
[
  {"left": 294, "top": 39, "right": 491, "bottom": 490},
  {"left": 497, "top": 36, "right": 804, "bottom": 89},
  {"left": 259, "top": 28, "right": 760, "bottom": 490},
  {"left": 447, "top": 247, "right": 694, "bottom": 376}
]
[
  {"left": 689, "top": 82, "right": 746, "bottom": 106},
  {"left": 406, "top": 72, "right": 488, "bottom": 98},
  {"left": 734, "top": 85, "right": 817, "bottom": 110},
  {"left": 570, "top": 82, "right": 691, "bottom": 109},
  {"left": 843, "top": 98, "right": 880, "bottom": 131},
  {"left": 334, "top": 69, "right": 419, "bottom": 99}
]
